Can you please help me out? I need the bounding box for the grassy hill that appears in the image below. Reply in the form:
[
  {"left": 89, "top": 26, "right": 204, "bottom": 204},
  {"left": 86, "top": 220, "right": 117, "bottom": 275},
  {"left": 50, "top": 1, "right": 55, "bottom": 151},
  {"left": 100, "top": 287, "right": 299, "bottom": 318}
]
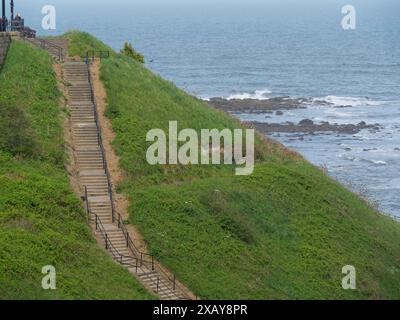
[
  {"left": 64, "top": 31, "right": 400, "bottom": 299},
  {"left": 0, "top": 40, "right": 154, "bottom": 299}
]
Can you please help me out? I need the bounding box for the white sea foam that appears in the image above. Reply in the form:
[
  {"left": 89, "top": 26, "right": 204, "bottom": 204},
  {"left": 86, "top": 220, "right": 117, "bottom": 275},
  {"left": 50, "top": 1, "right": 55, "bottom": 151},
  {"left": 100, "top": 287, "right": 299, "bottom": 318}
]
[
  {"left": 370, "top": 160, "right": 388, "bottom": 165},
  {"left": 226, "top": 88, "right": 272, "bottom": 100},
  {"left": 343, "top": 155, "right": 388, "bottom": 165},
  {"left": 314, "top": 95, "right": 383, "bottom": 107}
]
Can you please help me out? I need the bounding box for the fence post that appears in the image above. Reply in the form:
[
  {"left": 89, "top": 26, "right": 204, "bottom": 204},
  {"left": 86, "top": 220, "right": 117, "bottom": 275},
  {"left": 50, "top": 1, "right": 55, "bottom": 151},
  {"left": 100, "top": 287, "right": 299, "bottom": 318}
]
[{"left": 84, "top": 186, "right": 89, "bottom": 216}]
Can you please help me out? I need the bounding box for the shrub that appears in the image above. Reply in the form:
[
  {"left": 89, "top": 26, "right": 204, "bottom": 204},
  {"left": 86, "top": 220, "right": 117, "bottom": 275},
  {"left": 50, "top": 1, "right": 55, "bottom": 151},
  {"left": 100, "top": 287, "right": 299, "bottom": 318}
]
[
  {"left": 120, "top": 42, "right": 145, "bottom": 63},
  {"left": 0, "top": 103, "right": 39, "bottom": 158}
]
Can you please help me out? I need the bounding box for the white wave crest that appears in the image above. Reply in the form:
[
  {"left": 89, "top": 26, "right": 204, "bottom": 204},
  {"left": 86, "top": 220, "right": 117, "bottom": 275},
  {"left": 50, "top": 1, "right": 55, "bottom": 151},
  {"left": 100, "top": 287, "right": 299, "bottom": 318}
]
[
  {"left": 314, "top": 95, "right": 383, "bottom": 107},
  {"left": 226, "top": 88, "right": 272, "bottom": 100},
  {"left": 370, "top": 160, "right": 387, "bottom": 165}
]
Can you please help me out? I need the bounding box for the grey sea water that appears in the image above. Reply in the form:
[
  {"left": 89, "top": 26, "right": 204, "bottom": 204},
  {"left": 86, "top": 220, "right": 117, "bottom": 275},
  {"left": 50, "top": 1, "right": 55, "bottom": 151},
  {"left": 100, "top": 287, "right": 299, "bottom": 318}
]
[{"left": 20, "top": 0, "right": 400, "bottom": 216}]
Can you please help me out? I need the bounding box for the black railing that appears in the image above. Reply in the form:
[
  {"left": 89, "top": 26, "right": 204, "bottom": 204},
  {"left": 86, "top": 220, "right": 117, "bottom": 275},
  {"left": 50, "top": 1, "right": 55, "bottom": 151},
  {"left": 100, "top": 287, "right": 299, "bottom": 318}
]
[
  {"left": 84, "top": 189, "right": 140, "bottom": 270},
  {"left": 23, "top": 37, "right": 64, "bottom": 62},
  {"left": 84, "top": 186, "right": 193, "bottom": 297},
  {"left": 83, "top": 58, "right": 194, "bottom": 299},
  {"left": 85, "top": 50, "right": 110, "bottom": 64},
  {"left": 85, "top": 60, "right": 116, "bottom": 223},
  {"left": 38, "top": 38, "right": 64, "bottom": 62}
]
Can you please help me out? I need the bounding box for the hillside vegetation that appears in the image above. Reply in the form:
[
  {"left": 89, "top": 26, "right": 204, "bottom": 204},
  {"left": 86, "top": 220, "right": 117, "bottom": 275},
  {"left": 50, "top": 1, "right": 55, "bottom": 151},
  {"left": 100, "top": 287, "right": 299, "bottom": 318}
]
[
  {"left": 63, "top": 31, "right": 400, "bottom": 299},
  {"left": 0, "top": 41, "right": 153, "bottom": 299}
]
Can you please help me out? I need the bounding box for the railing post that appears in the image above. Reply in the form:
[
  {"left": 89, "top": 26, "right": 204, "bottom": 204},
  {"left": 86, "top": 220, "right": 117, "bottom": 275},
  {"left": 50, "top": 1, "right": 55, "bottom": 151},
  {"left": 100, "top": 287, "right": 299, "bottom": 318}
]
[
  {"left": 126, "top": 232, "right": 129, "bottom": 248},
  {"left": 173, "top": 274, "right": 176, "bottom": 292},
  {"left": 140, "top": 253, "right": 143, "bottom": 266},
  {"left": 135, "top": 258, "right": 138, "bottom": 273},
  {"left": 152, "top": 255, "right": 154, "bottom": 271},
  {"left": 105, "top": 234, "right": 109, "bottom": 250},
  {"left": 157, "top": 277, "right": 160, "bottom": 293},
  {"left": 84, "top": 186, "right": 89, "bottom": 217},
  {"left": 95, "top": 215, "right": 98, "bottom": 230}
]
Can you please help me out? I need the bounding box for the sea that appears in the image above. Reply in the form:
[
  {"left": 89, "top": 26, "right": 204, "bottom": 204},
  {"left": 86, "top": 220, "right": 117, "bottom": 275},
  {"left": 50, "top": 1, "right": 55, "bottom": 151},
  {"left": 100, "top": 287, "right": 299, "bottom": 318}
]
[{"left": 19, "top": 0, "right": 400, "bottom": 217}]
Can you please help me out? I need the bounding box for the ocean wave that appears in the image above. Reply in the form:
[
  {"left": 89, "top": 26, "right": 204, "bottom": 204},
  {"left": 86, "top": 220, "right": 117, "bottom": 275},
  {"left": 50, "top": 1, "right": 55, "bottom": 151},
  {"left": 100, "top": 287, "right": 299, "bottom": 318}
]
[
  {"left": 314, "top": 95, "right": 383, "bottom": 107},
  {"left": 370, "top": 160, "right": 388, "bottom": 165},
  {"left": 340, "top": 154, "right": 387, "bottom": 165},
  {"left": 225, "top": 88, "right": 272, "bottom": 100}
]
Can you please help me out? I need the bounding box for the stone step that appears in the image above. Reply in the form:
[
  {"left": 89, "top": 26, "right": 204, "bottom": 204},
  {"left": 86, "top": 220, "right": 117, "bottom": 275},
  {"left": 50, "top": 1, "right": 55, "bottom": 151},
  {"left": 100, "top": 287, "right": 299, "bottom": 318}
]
[
  {"left": 77, "top": 154, "right": 103, "bottom": 158},
  {"left": 84, "top": 180, "right": 109, "bottom": 184},
  {"left": 78, "top": 159, "right": 104, "bottom": 163}
]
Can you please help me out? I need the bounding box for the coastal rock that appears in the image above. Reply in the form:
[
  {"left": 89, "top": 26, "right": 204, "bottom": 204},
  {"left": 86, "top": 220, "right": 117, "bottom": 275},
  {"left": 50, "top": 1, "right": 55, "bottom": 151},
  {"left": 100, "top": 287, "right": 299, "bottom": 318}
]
[
  {"left": 247, "top": 120, "right": 380, "bottom": 135},
  {"left": 207, "top": 96, "right": 313, "bottom": 113},
  {"left": 299, "top": 119, "right": 314, "bottom": 126}
]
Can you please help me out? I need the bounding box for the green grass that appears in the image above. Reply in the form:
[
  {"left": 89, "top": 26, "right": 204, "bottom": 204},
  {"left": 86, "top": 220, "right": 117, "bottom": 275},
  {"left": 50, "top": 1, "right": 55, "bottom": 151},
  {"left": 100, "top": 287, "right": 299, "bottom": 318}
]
[
  {"left": 61, "top": 31, "right": 116, "bottom": 59},
  {"left": 0, "top": 41, "right": 154, "bottom": 299},
  {"left": 67, "top": 31, "right": 400, "bottom": 299}
]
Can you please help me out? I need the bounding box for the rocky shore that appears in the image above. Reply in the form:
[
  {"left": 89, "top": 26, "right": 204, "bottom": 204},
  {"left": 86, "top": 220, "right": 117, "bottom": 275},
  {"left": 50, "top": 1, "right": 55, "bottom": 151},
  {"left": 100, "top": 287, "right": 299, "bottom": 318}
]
[
  {"left": 248, "top": 120, "right": 381, "bottom": 135},
  {"left": 207, "top": 96, "right": 381, "bottom": 135},
  {"left": 208, "top": 97, "right": 312, "bottom": 113}
]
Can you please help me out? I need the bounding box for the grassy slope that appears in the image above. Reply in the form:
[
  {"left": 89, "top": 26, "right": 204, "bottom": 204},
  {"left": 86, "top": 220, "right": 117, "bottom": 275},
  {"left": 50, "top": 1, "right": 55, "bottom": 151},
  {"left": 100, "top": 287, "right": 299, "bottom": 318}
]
[
  {"left": 0, "top": 41, "right": 153, "bottom": 299},
  {"left": 65, "top": 32, "right": 400, "bottom": 299}
]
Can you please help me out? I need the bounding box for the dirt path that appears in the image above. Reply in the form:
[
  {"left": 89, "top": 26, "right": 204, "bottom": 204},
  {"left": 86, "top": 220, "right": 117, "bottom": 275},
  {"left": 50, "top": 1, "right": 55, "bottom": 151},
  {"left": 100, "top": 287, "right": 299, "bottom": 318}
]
[
  {"left": 90, "top": 60, "right": 197, "bottom": 299},
  {"left": 90, "top": 61, "right": 153, "bottom": 253}
]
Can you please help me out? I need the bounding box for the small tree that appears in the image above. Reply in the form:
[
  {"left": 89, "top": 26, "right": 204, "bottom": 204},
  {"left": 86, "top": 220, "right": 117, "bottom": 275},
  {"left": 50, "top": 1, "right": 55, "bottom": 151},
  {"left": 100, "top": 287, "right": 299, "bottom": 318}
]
[{"left": 120, "top": 42, "right": 145, "bottom": 64}]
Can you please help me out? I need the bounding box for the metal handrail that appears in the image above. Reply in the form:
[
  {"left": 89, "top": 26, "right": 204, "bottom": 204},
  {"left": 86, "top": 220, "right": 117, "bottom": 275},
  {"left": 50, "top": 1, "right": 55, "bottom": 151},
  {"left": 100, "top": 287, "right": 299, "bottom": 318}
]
[
  {"left": 37, "top": 38, "right": 64, "bottom": 62},
  {"left": 83, "top": 57, "right": 194, "bottom": 300},
  {"left": 23, "top": 37, "right": 64, "bottom": 62},
  {"left": 85, "top": 60, "right": 116, "bottom": 224},
  {"left": 114, "top": 211, "right": 193, "bottom": 299},
  {"left": 85, "top": 186, "right": 140, "bottom": 270},
  {"left": 85, "top": 50, "right": 110, "bottom": 64}
]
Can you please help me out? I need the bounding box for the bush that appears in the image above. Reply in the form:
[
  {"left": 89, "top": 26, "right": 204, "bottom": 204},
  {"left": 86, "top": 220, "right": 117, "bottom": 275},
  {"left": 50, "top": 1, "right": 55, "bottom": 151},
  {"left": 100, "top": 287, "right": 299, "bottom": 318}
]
[
  {"left": 207, "top": 190, "right": 255, "bottom": 244},
  {"left": 120, "top": 42, "right": 145, "bottom": 63},
  {"left": 0, "top": 103, "right": 39, "bottom": 158}
]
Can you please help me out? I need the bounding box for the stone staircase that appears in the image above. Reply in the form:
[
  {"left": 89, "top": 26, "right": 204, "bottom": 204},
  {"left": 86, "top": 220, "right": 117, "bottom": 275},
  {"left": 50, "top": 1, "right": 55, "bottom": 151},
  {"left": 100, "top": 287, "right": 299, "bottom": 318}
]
[{"left": 63, "top": 59, "right": 189, "bottom": 300}]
